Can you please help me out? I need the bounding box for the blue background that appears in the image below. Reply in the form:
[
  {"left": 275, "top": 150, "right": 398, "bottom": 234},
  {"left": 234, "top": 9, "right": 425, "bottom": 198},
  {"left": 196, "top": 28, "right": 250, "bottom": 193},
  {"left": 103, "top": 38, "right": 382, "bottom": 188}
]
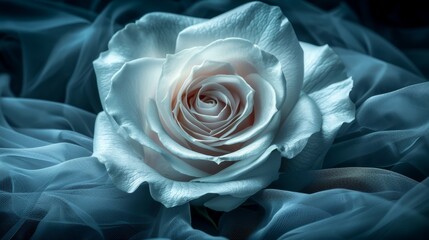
[{"left": 1, "top": 0, "right": 428, "bottom": 239}]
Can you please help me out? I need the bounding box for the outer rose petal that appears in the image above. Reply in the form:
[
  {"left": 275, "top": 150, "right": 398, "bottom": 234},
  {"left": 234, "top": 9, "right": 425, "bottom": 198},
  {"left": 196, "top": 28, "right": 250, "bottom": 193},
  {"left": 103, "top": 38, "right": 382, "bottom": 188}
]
[
  {"left": 103, "top": 57, "right": 163, "bottom": 153},
  {"left": 275, "top": 43, "right": 355, "bottom": 168},
  {"left": 279, "top": 43, "right": 355, "bottom": 170},
  {"left": 93, "top": 112, "right": 166, "bottom": 193},
  {"left": 93, "top": 12, "right": 204, "bottom": 108},
  {"left": 300, "top": 42, "right": 348, "bottom": 93},
  {"left": 301, "top": 78, "right": 354, "bottom": 168},
  {"left": 93, "top": 112, "right": 281, "bottom": 211},
  {"left": 274, "top": 93, "right": 323, "bottom": 159},
  {"left": 176, "top": 2, "right": 303, "bottom": 117},
  {"left": 104, "top": 58, "right": 209, "bottom": 178}
]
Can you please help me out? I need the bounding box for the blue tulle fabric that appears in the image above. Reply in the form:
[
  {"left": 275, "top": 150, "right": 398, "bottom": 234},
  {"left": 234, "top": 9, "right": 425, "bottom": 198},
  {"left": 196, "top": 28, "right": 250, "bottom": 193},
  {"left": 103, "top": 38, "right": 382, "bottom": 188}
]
[{"left": 1, "top": 0, "right": 428, "bottom": 239}]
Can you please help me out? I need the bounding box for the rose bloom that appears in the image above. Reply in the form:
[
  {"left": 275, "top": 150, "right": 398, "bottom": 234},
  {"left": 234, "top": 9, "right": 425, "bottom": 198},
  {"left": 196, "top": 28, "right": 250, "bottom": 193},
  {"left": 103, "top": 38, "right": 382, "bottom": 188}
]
[{"left": 93, "top": 1, "right": 355, "bottom": 211}]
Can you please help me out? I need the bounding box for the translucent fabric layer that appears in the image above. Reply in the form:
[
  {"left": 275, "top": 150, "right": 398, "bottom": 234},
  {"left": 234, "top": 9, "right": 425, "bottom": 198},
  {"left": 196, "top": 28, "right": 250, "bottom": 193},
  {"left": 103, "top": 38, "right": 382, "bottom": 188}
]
[{"left": 1, "top": 0, "right": 428, "bottom": 239}]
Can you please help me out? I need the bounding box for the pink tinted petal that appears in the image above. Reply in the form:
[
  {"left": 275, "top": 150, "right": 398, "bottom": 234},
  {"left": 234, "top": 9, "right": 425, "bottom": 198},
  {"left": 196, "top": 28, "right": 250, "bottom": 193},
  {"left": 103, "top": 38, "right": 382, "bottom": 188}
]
[{"left": 176, "top": 2, "right": 302, "bottom": 117}]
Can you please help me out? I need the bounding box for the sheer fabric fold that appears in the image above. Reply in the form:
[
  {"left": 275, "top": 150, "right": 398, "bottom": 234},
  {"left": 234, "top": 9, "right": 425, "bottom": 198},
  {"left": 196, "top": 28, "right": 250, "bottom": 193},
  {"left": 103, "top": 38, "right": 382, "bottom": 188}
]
[{"left": 1, "top": 0, "right": 428, "bottom": 238}]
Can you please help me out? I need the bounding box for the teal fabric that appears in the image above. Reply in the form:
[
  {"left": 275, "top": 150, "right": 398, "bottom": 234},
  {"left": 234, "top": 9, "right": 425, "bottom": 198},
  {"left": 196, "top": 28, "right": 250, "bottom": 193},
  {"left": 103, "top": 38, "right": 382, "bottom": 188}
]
[{"left": 1, "top": 0, "right": 428, "bottom": 238}]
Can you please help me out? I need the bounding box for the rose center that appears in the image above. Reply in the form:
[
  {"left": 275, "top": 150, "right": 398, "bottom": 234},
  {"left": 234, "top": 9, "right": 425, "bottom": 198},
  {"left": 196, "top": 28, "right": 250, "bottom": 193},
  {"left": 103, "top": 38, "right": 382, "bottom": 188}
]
[{"left": 198, "top": 94, "right": 217, "bottom": 106}]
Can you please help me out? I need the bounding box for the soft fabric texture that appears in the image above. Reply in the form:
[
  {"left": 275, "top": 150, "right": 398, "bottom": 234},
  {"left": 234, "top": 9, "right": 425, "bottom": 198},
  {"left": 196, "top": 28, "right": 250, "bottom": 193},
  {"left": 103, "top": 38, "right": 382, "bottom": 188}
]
[{"left": 1, "top": 0, "right": 428, "bottom": 239}]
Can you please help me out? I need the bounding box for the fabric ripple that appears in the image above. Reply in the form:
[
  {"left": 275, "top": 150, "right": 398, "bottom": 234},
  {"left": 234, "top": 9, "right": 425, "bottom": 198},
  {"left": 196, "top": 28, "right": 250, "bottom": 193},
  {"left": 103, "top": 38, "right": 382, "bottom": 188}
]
[{"left": 1, "top": 0, "right": 428, "bottom": 239}]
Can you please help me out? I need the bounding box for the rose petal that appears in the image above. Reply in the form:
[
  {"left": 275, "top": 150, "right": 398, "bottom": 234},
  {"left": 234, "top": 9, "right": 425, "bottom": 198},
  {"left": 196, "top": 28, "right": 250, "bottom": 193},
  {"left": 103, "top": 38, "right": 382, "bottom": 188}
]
[
  {"left": 286, "top": 78, "right": 355, "bottom": 170},
  {"left": 93, "top": 112, "right": 171, "bottom": 193},
  {"left": 104, "top": 58, "right": 209, "bottom": 178},
  {"left": 300, "top": 43, "right": 353, "bottom": 137},
  {"left": 274, "top": 93, "right": 322, "bottom": 159},
  {"left": 309, "top": 78, "right": 355, "bottom": 137},
  {"left": 176, "top": 103, "right": 211, "bottom": 135},
  {"left": 300, "top": 42, "right": 348, "bottom": 93},
  {"left": 156, "top": 38, "right": 284, "bottom": 161},
  {"left": 104, "top": 57, "right": 164, "bottom": 152},
  {"left": 193, "top": 96, "right": 228, "bottom": 122},
  {"left": 180, "top": 60, "right": 237, "bottom": 119},
  {"left": 193, "top": 149, "right": 281, "bottom": 211},
  {"left": 148, "top": 99, "right": 227, "bottom": 159},
  {"left": 94, "top": 112, "right": 281, "bottom": 211},
  {"left": 94, "top": 12, "right": 204, "bottom": 108},
  {"left": 195, "top": 75, "right": 254, "bottom": 140},
  {"left": 175, "top": 74, "right": 254, "bottom": 138},
  {"left": 156, "top": 46, "right": 205, "bottom": 148},
  {"left": 176, "top": 2, "right": 303, "bottom": 117},
  {"left": 159, "top": 38, "right": 285, "bottom": 116},
  {"left": 276, "top": 43, "right": 354, "bottom": 168},
  {"left": 219, "top": 73, "right": 278, "bottom": 146},
  {"left": 194, "top": 144, "right": 280, "bottom": 182}
]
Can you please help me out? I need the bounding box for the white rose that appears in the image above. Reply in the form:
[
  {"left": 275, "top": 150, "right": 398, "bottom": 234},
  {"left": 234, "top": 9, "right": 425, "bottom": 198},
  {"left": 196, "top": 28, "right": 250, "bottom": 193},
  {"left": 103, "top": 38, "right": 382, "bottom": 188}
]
[{"left": 92, "top": 1, "right": 355, "bottom": 211}]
